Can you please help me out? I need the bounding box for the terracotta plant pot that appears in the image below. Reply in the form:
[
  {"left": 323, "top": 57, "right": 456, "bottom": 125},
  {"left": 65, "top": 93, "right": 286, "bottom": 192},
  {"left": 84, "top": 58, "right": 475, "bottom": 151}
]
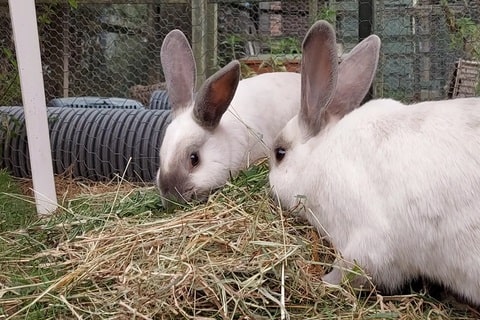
[{"left": 240, "top": 54, "right": 301, "bottom": 77}]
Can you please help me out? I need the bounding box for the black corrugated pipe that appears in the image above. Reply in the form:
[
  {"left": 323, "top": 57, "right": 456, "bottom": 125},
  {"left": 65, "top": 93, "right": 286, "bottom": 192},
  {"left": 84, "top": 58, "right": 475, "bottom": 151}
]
[
  {"left": 0, "top": 107, "right": 171, "bottom": 181},
  {"left": 47, "top": 94, "right": 172, "bottom": 110},
  {"left": 148, "top": 90, "right": 171, "bottom": 110},
  {"left": 47, "top": 96, "right": 145, "bottom": 109}
]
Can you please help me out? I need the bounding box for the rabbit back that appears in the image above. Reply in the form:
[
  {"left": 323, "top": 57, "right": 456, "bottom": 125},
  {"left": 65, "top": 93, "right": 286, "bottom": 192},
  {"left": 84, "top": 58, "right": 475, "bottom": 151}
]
[
  {"left": 300, "top": 97, "right": 480, "bottom": 302},
  {"left": 224, "top": 71, "right": 301, "bottom": 151}
]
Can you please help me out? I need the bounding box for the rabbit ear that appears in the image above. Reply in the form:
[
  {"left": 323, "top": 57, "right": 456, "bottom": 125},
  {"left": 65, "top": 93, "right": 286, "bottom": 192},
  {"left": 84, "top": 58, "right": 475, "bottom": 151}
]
[
  {"left": 160, "top": 29, "right": 196, "bottom": 116},
  {"left": 300, "top": 20, "right": 339, "bottom": 137},
  {"left": 193, "top": 60, "right": 240, "bottom": 130},
  {"left": 328, "top": 34, "right": 381, "bottom": 118}
]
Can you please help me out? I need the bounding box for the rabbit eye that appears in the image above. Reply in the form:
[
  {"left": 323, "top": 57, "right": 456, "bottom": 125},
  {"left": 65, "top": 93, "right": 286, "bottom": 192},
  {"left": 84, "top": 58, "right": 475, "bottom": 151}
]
[
  {"left": 190, "top": 152, "right": 200, "bottom": 167},
  {"left": 275, "top": 147, "right": 286, "bottom": 162}
]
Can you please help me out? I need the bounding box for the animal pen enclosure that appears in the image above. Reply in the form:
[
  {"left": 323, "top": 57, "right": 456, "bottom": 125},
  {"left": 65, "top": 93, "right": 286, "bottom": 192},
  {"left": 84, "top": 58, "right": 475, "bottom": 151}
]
[
  {"left": 0, "top": 0, "right": 479, "bottom": 181},
  {"left": 2, "top": 2, "right": 480, "bottom": 318},
  {"left": 0, "top": 0, "right": 479, "bottom": 105}
]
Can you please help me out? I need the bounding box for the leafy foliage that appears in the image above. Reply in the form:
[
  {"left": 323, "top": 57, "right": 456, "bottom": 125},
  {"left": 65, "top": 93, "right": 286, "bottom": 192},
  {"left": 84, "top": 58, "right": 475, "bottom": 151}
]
[{"left": 441, "top": 0, "right": 480, "bottom": 60}]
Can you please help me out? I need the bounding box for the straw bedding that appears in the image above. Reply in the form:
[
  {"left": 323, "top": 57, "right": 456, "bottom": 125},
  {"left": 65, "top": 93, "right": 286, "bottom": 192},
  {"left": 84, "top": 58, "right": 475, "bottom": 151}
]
[{"left": 2, "top": 165, "right": 479, "bottom": 319}]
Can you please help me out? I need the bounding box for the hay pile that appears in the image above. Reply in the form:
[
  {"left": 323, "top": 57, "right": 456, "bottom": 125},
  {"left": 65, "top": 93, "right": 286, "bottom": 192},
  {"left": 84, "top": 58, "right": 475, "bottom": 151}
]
[
  {"left": 45, "top": 203, "right": 333, "bottom": 319},
  {"left": 1, "top": 165, "right": 479, "bottom": 319}
]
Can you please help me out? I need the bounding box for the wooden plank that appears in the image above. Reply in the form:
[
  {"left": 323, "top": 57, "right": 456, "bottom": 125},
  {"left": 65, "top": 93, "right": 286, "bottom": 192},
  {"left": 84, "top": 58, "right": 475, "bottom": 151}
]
[
  {"left": 206, "top": 2, "right": 218, "bottom": 76},
  {"left": 191, "top": 0, "right": 218, "bottom": 86},
  {"left": 191, "top": 0, "right": 206, "bottom": 87},
  {"left": 308, "top": 0, "right": 318, "bottom": 26}
]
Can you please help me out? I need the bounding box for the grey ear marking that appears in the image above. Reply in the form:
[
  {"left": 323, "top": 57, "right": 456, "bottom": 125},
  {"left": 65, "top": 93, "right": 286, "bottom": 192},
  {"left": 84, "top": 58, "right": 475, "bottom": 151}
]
[
  {"left": 299, "top": 20, "right": 382, "bottom": 138},
  {"left": 160, "top": 29, "right": 196, "bottom": 116},
  {"left": 299, "top": 20, "right": 338, "bottom": 137},
  {"left": 193, "top": 60, "right": 241, "bottom": 130},
  {"left": 329, "top": 34, "right": 381, "bottom": 117}
]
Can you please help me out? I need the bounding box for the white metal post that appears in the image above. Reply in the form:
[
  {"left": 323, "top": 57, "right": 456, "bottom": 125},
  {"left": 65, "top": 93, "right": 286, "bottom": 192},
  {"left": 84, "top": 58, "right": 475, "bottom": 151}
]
[{"left": 8, "top": 0, "right": 58, "bottom": 215}]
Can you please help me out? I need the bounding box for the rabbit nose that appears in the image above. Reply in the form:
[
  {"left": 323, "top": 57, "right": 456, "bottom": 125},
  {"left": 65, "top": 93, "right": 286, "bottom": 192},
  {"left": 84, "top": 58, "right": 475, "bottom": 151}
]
[
  {"left": 160, "top": 185, "right": 189, "bottom": 204},
  {"left": 157, "top": 172, "right": 195, "bottom": 208},
  {"left": 159, "top": 186, "right": 190, "bottom": 212}
]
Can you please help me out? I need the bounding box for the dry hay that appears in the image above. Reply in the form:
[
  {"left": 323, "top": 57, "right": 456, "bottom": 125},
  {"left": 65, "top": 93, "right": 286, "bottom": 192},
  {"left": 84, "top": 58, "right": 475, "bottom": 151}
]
[
  {"left": 2, "top": 167, "right": 480, "bottom": 319},
  {"left": 16, "top": 173, "right": 146, "bottom": 204}
]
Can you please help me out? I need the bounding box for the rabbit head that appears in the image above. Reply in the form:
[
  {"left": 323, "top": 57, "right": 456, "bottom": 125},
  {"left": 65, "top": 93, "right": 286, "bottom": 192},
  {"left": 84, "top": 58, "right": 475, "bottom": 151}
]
[
  {"left": 269, "top": 20, "right": 381, "bottom": 211},
  {"left": 156, "top": 30, "right": 242, "bottom": 205}
]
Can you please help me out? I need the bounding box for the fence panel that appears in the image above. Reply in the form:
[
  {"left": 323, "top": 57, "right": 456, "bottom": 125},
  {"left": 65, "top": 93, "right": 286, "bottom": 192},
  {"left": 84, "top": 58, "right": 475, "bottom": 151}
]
[
  {"left": 0, "top": 0, "right": 478, "bottom": 179},
  {"left": 1, "top": 0, "right": 479, "bottom": 106}
]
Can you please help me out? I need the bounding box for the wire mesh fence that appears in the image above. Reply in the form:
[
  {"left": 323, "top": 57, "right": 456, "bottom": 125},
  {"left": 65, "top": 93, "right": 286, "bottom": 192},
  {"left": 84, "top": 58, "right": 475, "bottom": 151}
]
[
  {"left": 1, "top": 1, "right": 478, "bottom": 106},
  {"left": 0, "top": 0, "right": 479, "bottom": 180}
]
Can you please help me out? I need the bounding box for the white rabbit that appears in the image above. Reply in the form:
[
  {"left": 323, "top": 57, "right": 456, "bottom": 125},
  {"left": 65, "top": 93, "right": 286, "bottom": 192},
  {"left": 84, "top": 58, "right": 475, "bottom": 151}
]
[
  {"left": 269, "top": 20, "right": 480, "bottom": 305},
  {"left": 156, "top": 29, "right": 301, "bottom": 205}
]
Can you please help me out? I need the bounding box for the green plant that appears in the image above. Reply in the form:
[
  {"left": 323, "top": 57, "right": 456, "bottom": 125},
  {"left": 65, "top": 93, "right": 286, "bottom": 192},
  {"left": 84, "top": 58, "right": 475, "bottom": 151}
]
[
  {"left": 441, "top": 0, "right": 480, "bottom": 60},
  {"left": 38, "top": 0, "right": 78, "bottom": 26},
  {"left": 258, "top": 56, "right": 289, "bottom": 72},
  {"left": 268, "top": 37, "right": 301, "bottom": 55},
  {"left": 316, "top": 6, "right": 336, "bottom": 24},
  {"left": 218, "top": 34, "right": 248, "bottom": 67},
  {"left": 0, "top": 47, "right": 21, "bottom": 105},
  {"left": 1, "top": 0, "right": 79, "bottom": 106}
]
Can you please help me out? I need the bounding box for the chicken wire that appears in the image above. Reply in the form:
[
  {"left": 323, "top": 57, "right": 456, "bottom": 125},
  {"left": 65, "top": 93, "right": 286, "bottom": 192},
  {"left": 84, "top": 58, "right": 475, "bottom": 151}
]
[
  {"left": 0, "top": 0, "right": 479, "bottom": 179},
  {"left": 1, "top": 1, "right": 479, "bottom": 106}
]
